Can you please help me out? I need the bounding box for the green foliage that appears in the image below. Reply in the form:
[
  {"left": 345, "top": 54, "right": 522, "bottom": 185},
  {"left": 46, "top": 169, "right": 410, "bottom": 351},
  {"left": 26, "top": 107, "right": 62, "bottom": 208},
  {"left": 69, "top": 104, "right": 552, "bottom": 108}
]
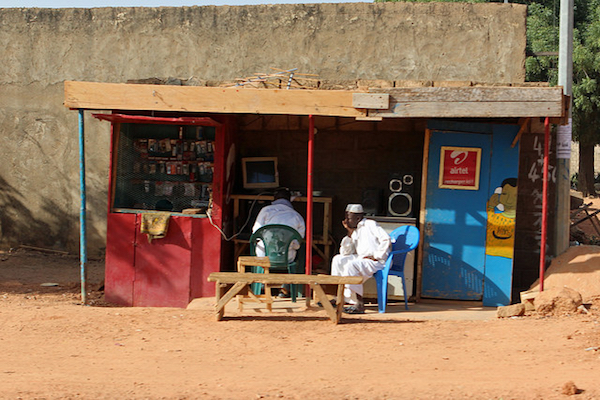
[
  {"left": 571, "top": 0, "right": 600, "bottom": 143},
  {"left": 525, "top": 0, "right": 600, "bottom": 145},
  {"left": 525, "top": 3, "right": 559, "bottom": 83}
]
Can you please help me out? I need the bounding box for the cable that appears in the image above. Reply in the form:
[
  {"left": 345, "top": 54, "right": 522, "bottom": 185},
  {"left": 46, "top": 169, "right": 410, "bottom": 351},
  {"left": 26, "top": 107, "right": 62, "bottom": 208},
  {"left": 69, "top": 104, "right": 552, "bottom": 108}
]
[{"left": 207, "top": 191, "right": 272, "bottom": 241}]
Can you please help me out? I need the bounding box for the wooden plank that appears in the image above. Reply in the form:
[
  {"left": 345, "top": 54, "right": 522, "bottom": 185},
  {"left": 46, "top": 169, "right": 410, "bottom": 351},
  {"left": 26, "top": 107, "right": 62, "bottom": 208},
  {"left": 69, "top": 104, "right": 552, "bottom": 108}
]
[
  {"left": 312, "top": 245, "right": 326, "bottom": 260},
  {"left": 237, "top": 256, "right": 271, "bottom": 272},
  {"left": 312, "top": 283, "right": 339, "bottom": 324},
  {"left": 352, "top": 93, "right": 389, "bottom": 109},
  {"left": 65, "top": 81, "right": 566, "bottom": 119},
  {"left": 415, "top": 128, "right": 431, "bottom": 301},
  {"left": 336, "top": 282, "right": 345, "bottom": 323},
  {"left": 215, "top": 281, "right": 225, "bottom": 321},
  {"left": 64, "top": 81, "right": 365, "bottom": 118},
  {"left": 371, "top": 101, "right": 564, "bottom": 118},
  {"left": 323, "top": 200, "right": 331, "bottom": 269},
  {"left": 215, "top": 281, "right": 248, "bottom": 313},
  {"left": 355, "top": 114, "right": 384, "bottom": 121},
  {"left": 207, "top": 272, "right": 363, "bottom": 285},
  {"left": 511, "top": 118, "right": 530, "bottom": 148},
  {"left": 369, "top": 86, "right": 564, "bottom": 102}
]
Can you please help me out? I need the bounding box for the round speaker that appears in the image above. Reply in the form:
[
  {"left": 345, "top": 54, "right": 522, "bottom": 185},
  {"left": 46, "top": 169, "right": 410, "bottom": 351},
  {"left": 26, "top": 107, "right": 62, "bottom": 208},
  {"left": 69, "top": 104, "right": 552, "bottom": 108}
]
[
  {"left": 361, "top": 189, "right": 382, "bottom": 215},
  {"left": 389, "top": 178, "right": 402, "bottom": 193},
  {"left": 403, "top": 174, "right": 414, "bottom": 186},
  {"left": 388, "top": 193, "right": 412, "bottom": 217}
]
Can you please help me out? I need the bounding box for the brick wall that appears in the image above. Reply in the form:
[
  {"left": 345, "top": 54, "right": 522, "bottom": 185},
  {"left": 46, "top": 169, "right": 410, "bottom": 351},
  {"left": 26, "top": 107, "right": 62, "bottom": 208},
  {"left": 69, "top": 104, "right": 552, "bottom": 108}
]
[{"left": 236, "top": 114, "right": 425, "bottom": 242}]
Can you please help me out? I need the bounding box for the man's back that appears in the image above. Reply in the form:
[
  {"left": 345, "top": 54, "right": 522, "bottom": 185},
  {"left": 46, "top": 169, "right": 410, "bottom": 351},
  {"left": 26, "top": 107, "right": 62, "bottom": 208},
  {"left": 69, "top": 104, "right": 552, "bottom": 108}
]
[
  {"left": 252, "top": 199, "right": 305, "bottom": 238},
  {"left": 251, "top": 195, "right": 306, "bottom": 263}
]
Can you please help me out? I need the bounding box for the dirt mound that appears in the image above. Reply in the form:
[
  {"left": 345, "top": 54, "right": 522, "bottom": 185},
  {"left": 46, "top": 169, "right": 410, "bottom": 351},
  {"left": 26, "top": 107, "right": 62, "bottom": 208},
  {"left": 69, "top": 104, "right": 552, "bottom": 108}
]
[{"left": 529, "top": 244, "right": 600, "bottom": 303}]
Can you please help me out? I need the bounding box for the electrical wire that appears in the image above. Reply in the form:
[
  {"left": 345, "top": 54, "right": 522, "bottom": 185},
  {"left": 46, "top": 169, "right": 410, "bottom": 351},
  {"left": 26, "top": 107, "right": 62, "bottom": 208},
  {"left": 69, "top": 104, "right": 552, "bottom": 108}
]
[{"left": 207, "top": 191, "right": 272, "bottom": 241}]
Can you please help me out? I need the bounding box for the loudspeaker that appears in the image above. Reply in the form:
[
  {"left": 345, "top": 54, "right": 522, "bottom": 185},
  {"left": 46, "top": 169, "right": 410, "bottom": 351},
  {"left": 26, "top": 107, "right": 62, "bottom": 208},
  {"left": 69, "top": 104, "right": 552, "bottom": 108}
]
[
  {"left": 361, "top": 188, "right": 383, "bottom": 215},
  {"left": 387, "top": 174, "right": 414, "bottom": 217}
]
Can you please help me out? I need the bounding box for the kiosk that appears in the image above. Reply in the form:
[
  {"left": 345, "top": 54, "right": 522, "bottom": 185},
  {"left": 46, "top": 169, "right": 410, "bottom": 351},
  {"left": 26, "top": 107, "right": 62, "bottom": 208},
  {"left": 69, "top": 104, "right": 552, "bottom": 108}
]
[{"left": 98, "top": 113, "right": 232, "bottom": 307}]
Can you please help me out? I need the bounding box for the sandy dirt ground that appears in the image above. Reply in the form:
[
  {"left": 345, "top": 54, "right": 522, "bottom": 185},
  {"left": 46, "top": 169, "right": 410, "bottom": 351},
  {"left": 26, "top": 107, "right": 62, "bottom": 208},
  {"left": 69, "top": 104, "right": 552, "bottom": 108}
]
[
  {"left": 2, "top": 193, "right": 600, "bottom": 400},
  {"left": 0, "top": 250, "right": 598, "bottom": 400}
]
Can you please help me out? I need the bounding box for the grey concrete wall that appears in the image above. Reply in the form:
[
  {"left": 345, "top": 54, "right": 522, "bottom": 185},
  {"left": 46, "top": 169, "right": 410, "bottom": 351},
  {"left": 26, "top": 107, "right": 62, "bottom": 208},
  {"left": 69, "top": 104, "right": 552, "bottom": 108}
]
[{"left": 0, "top": 3, "right": 527, "bottom": 254}]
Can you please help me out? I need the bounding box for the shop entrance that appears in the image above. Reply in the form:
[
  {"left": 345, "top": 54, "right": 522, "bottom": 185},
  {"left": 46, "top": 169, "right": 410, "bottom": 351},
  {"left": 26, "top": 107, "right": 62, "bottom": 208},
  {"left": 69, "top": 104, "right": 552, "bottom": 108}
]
[
  {"left": 421, "top": 122, "right": 520, "bottom": 305},
  {"left": 421, "top": 128, "right": 492, "bottom": 301}
]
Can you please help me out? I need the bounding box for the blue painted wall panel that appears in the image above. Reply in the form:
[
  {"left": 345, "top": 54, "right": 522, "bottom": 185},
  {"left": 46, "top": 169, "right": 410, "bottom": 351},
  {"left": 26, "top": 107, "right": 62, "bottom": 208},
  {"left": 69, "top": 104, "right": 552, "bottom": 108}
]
[
  {"left": 422, "top": 128, "right": 491, "bottom": 300},
  {"left": 422, "top": 121, "right": 520, "bottom": 306},
  {"left": 482, "top": 125, "right": 520, "bottom": 306}
]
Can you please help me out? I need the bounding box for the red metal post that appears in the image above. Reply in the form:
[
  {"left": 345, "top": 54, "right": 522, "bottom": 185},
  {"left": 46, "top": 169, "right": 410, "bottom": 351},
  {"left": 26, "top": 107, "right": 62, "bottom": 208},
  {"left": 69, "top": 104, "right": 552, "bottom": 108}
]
[
  {"left": 540, "top": 117, "right": 550, "bottom": 291},
  {"left": 306, "top": 115, "right": 315, "bottom": 276}
]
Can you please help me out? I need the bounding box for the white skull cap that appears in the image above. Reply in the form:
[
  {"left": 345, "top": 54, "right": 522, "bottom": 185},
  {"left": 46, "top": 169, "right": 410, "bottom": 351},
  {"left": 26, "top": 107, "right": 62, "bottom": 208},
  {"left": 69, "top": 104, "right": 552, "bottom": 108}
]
[{"left": 345, "top": 204, "right": 364, "bottom": 213}]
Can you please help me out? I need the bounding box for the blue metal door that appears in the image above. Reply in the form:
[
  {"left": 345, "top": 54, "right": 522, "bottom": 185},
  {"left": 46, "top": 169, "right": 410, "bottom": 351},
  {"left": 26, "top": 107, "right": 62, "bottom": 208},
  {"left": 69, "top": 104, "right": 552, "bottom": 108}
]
[{"left": 421, "top": 127, "right": 491, "bottom": 300}]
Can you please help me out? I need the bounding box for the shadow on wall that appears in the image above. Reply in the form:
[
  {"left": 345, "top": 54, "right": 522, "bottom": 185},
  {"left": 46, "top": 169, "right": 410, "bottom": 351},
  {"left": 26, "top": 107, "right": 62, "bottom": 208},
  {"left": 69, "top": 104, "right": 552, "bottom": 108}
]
[
  {"left": 0, "top": 175, "right": 104, "bottom": 255},
  {"left": 422, "top": 246, "right": 507, "bottom": 305}
]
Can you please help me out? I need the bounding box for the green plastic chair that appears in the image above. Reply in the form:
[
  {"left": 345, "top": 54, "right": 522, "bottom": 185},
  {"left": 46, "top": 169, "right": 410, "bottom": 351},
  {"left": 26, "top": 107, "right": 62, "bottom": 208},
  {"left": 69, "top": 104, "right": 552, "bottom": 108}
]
[{"left": 249, "top": 224, "right": 304, "bottom": 302}]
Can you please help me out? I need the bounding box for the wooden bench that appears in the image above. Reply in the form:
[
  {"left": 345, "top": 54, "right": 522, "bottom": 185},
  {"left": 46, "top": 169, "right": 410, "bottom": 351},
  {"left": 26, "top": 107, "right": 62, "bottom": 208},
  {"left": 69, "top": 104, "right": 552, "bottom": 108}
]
[
  {"left": 207, "top": 272, "right": 363, "bottom": 324},
  {"left": 236, "top": 256, "right": 274, "bottom": 311}
]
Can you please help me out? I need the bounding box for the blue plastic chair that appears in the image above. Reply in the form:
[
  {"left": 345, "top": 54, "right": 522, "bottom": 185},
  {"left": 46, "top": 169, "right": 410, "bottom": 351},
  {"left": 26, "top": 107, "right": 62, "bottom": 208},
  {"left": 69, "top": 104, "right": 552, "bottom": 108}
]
[
  {"left": 249, "top": 224, "right": 303, "bottom": 302},
  {"left": 374, "top": 225, "right": 420, "bottom": 313}
]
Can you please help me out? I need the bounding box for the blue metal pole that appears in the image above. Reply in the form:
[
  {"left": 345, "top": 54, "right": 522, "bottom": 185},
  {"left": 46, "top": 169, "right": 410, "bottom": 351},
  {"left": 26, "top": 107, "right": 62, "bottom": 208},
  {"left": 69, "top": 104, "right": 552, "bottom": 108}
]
[{"left": 78, "top": 109, "right": 88, "bottom": 304}]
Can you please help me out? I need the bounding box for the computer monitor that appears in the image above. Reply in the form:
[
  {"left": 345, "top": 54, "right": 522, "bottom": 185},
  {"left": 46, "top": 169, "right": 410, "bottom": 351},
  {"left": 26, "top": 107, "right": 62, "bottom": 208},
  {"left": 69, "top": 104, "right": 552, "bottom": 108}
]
[{"left": 242, "top": 157, "right": 279, "bottom": 190}]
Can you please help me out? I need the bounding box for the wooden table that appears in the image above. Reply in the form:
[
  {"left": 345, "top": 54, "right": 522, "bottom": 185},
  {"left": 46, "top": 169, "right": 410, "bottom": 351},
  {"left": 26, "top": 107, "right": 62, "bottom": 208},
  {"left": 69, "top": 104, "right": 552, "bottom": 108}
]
[
  {"left": 230, "top": 194, "right": 333, "bottom": 267},
  {"left": 207, "top": 272, "right": 363, "bottom": 324}
]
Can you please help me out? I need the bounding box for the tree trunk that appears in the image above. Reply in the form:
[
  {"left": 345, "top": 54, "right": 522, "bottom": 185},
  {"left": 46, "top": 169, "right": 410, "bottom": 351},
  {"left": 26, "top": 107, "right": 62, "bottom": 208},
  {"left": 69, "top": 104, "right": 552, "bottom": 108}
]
[{"left": 579, "top": 143, "right": 596, "bottom": 196}]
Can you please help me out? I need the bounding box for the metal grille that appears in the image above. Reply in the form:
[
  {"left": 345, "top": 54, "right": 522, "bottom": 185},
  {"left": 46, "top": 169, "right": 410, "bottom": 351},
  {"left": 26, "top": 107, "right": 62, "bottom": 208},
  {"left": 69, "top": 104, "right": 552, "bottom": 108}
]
[{"left": 113, "top": 123, "right": 216, "bottom": 213}]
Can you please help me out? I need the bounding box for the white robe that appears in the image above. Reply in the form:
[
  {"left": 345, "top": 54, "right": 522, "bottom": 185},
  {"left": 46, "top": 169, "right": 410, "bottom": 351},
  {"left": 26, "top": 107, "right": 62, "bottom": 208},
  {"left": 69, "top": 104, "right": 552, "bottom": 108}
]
[
  {"left": 252, "top": 199, "right": 306, "bottom": 262},
  {"left": 331, "top": 218, "right": 391, "bottom": 303}
]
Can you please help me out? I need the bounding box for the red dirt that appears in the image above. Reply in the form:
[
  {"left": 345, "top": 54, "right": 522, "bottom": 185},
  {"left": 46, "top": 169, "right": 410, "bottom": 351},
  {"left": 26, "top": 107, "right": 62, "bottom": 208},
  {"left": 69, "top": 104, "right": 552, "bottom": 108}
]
[
  {"left": 529, "top": 244, "right": 600, "bottom": 303},
  {"left": 0, "top": 248, "right": 599, "bottom": 399}
]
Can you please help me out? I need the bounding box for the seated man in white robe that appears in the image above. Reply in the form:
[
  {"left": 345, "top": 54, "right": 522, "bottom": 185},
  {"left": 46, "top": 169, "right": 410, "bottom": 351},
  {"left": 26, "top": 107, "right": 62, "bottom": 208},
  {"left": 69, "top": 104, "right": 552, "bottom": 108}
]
[
  {"left": 252, "top": 187, "right": 306, "bottom": 297},
  {"left": 331, "top": 204, "right": 391, "bottom": 314}
]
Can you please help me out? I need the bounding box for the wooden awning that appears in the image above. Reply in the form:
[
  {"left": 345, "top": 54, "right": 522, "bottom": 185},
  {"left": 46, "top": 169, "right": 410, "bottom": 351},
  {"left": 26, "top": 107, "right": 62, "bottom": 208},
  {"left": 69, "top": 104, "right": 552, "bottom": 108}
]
[{"left": 64, "top": 81, "right": 568, "bottom": 120}]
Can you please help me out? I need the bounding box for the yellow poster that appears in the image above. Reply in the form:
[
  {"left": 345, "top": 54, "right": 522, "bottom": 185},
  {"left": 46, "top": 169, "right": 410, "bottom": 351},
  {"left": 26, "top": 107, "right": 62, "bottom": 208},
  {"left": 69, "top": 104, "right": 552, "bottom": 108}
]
[{"left": 485, "top": 178, "right": 517, "bottom": 259}]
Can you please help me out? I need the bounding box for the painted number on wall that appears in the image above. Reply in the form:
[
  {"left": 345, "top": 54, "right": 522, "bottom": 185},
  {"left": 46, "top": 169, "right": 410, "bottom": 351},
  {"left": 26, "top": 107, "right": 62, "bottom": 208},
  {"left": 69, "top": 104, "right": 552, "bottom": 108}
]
[{"left": 528, "top": 135, "right": 556, "bottom": 184}]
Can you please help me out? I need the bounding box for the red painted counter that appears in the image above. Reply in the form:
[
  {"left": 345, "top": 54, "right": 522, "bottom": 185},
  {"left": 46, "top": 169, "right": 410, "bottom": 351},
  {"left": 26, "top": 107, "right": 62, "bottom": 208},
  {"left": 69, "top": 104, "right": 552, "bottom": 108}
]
[{"left": 105, "top": 212, "right": 222, "bottom": 307}]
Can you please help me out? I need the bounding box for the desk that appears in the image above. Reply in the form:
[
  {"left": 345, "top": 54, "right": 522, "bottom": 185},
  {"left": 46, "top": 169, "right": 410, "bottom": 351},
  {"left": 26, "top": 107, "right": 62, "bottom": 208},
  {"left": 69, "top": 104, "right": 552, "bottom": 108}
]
[
  {"left": 230, "top": 194, "right": 333, "bottom": 268},
  {"left": 208, "top": 272, "right": 363, "bottom": 324}
]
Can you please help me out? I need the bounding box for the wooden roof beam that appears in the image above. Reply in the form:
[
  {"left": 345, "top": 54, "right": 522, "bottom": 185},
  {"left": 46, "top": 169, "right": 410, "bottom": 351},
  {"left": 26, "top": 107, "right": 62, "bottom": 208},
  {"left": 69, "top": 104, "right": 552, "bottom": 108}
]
[
  {"left": 64, "top": 81, "right": 568, "bottom": 119},
  {"left": 368, "top": 87, "right": 566, "bottom": 118},
  {"left": 64, "top": 81, "right": 366, "bottom": 118}
]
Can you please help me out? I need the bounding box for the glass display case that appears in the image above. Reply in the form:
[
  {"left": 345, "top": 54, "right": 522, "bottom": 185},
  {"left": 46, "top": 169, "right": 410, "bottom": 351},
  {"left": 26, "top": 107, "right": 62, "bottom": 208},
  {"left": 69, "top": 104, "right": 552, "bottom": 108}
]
[{"left": 112, "top": 123, "right": 216, "bottom": 214}]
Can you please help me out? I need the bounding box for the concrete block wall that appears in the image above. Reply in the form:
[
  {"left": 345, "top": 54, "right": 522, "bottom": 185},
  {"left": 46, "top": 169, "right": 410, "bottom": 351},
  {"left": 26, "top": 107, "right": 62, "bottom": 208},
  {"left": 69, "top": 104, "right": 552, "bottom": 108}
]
[{"left": 0, "top": 3, "right": 527, "bottom": 253}]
